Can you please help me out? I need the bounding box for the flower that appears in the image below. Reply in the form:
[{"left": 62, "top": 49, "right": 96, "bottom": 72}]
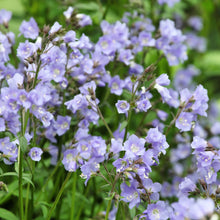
[
  {"left": 115, "top": 100, "right": 130, "bottom": 114},
  {"left": 19, "top": 17, "right": 39, "bottom": 39},
  {"left": 0, "top": 9, "right": 12, "bottom": 25},
  {"left": 28, "top": 147, "right": 43, "bottom": 161},
  {"left": 143, "top": 200, "right": 169, "bottom": 220},
  {"left": 120, "top": 180, "right": 140, "bottom": 209},
  {"left": 62, "top": 149, "right": 78, "bottom": 172},
  {"left": 175, "top": 112, "right": 194, "bottom": 132},
  {"left": 54, "top": 115, "right": 71, "bottom": 136},
  {"left": 124, "top": 134, "right": 145, "bottom": 159}
]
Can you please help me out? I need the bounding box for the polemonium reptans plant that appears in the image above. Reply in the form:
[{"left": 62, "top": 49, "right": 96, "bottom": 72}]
[{"left": 0, "top": 2, "right": 219, "bottom": 220}]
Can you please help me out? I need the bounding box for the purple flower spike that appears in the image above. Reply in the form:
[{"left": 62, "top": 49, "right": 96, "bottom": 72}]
[
  {"left": 115, "top": 100, "right": 130, "bottom": 114},
  {"left": 28, "top": 147, "right": 43, "bottom": 161}
]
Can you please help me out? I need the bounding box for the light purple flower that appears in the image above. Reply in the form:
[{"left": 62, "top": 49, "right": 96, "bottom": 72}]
[
  {"left": 54, "top": 115, "right": 71, "bottom": 136},
  {"left": 65, "top": 94, "right": 88, "bottom": 114},
  {"left": 63, "top": 6, "right": 74, "bottom": 20},
  {"left": 76, "top": 14, "right": 92, "bottom": 27},
  {"left": 157, "top": 110, "right": 168, "bottom": 121},
  {"left": 136, "top": 98, "right": 151, "bottom": 112},
  {"left": 0, "top": 32, "right": 12, "bottom": 62},
  {"left": 63, "top": 30, "right": 76, "bottom": 43},
  {"left": 115, "top": 100, "right": 130, "bottom": 114},
  {"left": 124, "top": 134, "right": 145, "bottom": 159},
  {"left": 191, "top": 136, "right": 207, "bottom": 153},
  {"left": 17, "top": 40, "right": 36, "bottom": 60},
  {"left": 158, "top": 0, "right": 180, "bottom": 7},
  {"left": 146, "top": 127, "right": 169, "bottom": 155},
  {"left": 188, "top": 16, "right": 203, "bottom": 31},
  {"left": 179, "top": 177, "right": 197, "bottom": 195},
  {"left": 77, "top": 140, "right": 91, "bottom": 159},
  {"left": 138, "top": 31, "right": 155, "bottom": 47},
  {"left": 120, "top": 180, "right": 140, "bottom": 209},
  {"left": 62, "top": 149, "right": 78, "bottom": 172},
  {"left": 49, "top": 21, "right": 62, "bottom": 35},
  {"left": 143, "top": 200, "right": 169, "bottom": 220},
  {"left": 118, "top": 49, "right": 134, "bottom": 65},
  {"left": 0, "top": 9, "right": 12, "bottom": 25},
  {"left": 110, "top": 138, "right": 124, "bottom": 155},
  {"left": 175, "top": 112, "right": 194, "bottom": 132},
  {"left": 19, "top": 17, "right": 39, "bottom": 39},
  {"left": 28, "top": 147, "right": 43, "bottom": 161},
  {"left": 155, "top": 74, "right": 170, "bottom": 86},
  {"left": 109, "top": 76, "right": 124, "bottom": 96},
  {"left": 81, "top": 158, "right": 103, "bottom": 184},
  {"left": 0, "top": 118, "right": 5, "bottom": 132},
  {"left": 192, "top": 85, "right": 209, "bottom": 116}
]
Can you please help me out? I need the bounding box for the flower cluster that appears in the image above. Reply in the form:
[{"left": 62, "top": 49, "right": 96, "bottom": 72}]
[{"left": 0, "top": 5, "right": 218, "bottom": 220}]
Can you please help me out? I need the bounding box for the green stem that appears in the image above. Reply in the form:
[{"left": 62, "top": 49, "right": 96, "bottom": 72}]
[
  {"left": 105, "top": 198, "right": 112, "bottom": 220},
  {"left": 29, "top": 160, "right": 35, "bottom": 219},
  {"left": 24, "top": 183, "right": 30, "bottom": 220},
  {"left": 33, "top": 61, "right": 41, "bottom": 88},
  {"left": 46, "top": 172, "right": 72, "bottom": 220},
  {"left": 96, "top": 105, "right": 114, "bottom": 138},
  {"left": 70, "top": 172, "right": 77, "bottom": 220},
  {"left": 123, "top": 110, "right": 132, "bottom": 143},
  {"left": 18, "top": 145, "right": 24, "bottom": 220},
  {"left": 104, "top": 174, "right": 119, "bottom": 220}
]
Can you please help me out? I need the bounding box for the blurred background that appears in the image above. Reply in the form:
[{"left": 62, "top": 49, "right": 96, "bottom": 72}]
[{"left": 0, "top": 0, "right": 220, "bottom": 98}]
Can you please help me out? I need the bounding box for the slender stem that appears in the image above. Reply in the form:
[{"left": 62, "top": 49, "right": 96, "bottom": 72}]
[
  {"left": 29, "top": 160, "right": 35, "bottom": 219},
  {"left": 96, "top": 105, "right": 114, "bottom": 138},
  {"left": 105, "top": 197, "right": 112, "bottom": 220},
  {"left": 46, "top": 172, "right": 72, "bottom": 220},
  {"left": 70, "top": 172, "right": 77, "bottom": 220},
  {"left": 123, "top": 84, "right": 135, "bottom": 143},
  {"left": 33, "top": 60, "right": 41, "bottom": 88},
  {"left": 24, "top": 183, "right": 30, "bottom": 220},
  {"left": 18, "top": 145, "right": 24, "bottom": 220},
  {"left": 104, "top": 174, "right": 119, "bottom": 220}
]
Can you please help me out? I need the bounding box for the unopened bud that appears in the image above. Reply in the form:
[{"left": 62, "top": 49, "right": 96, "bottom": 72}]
[
  {"left": 144, "top": 64, "right": 155, "bottom": 74},
  {"left": 43, "top": 25, "right": 50, "bottom": 34}
]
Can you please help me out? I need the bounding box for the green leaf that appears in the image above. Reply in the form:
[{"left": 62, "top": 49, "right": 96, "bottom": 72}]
[
  {"left": 119, "top": 121, "right": 128, "bottom": 132},
  {"left": 0, "top": 172, "right": 34, "bottom": 188},
  {"left": 22, "top": 175, "right": 35, "bottom": 189},
  {"left": 19, "top": 136, "right": 28, "bottom": 152},
  {"left": 75, "top": 2, "right": 99, "bottom": 11},
  {"left": 0, "top": 172, "right": 18, "bottom": 178},
  {"left": 0, "top": 208, "right": 18, "bottom": 220},
  {"left": 40, "top": 203, "right": 49, "bottom": 218}
]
